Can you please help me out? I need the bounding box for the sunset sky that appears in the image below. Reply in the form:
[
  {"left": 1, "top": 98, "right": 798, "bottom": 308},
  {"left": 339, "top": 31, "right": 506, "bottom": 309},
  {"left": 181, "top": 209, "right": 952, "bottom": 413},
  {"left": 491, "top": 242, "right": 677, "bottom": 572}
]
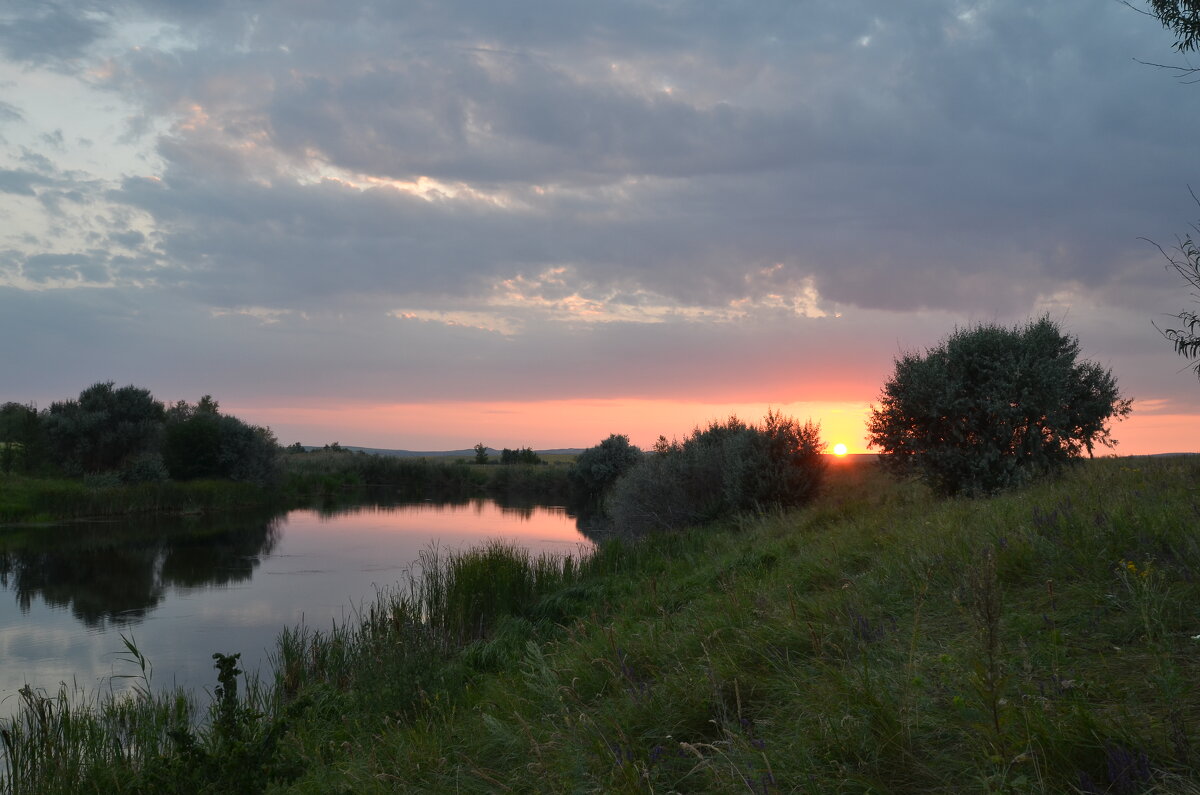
[{"left": 3, "top": 1, "right": 1200, "bottom": 454}]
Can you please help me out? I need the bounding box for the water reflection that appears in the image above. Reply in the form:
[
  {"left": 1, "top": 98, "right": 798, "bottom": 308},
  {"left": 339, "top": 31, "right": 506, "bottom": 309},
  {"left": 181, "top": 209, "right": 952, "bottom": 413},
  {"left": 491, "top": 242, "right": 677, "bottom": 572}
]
[
  {"left": 0, "top": 499, "right": 590, "bottom": 700},
  {"left": 0, "top": 511, "right": 281, "bottom": 629}
]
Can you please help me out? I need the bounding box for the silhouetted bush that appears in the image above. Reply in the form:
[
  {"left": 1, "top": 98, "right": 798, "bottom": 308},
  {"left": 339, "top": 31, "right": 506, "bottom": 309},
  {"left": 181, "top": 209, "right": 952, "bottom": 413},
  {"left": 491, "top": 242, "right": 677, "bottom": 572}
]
[
  {"left": 568, "top": 434, "right": 643, "bottom": 504},
  {"left": 44, "top": 382, "right": 165, "bottom": 475},
  {"left": 500, "top": 447, "right": 543, "bottom": 465},
  {"left": 867, "top": 317, "right": 1132, "bottom": 496},
  {"left": 123, "top": 452, "right": 170, "bottom": 484},
  {"left": 0, "top": 402, "right": 45, "bottom": 474},
  {"left": 163, "top": 396, "right": 280, "bottom": 485},
  {"left": 608, "top": 412, "right": 824, "bottom": 534}
]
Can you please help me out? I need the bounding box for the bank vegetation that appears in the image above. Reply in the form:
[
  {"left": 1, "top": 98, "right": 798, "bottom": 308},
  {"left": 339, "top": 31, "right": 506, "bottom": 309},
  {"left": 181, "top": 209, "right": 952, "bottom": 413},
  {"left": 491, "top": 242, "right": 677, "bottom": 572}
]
[{"left": 3, "top": 455, "right": 1198, "bottom": 792}]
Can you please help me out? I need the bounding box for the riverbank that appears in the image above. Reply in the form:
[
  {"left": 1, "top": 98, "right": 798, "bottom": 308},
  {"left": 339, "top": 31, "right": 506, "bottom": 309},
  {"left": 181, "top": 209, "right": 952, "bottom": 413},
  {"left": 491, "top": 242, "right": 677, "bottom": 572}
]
[
  {"left": 3, "top": 456, "right": 1199, "bottom": 792},
  {"left": 0, "top": 475, "right": 277, "bottom": 523},
  {"left": 0, "top": 452, "right": 574, "bottom": 523}
]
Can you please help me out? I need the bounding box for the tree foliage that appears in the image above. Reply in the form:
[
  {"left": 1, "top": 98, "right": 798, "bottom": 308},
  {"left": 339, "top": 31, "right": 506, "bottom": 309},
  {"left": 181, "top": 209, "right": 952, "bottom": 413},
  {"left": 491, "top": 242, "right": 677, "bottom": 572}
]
[
  {"left": 8, "top": 384, "right": 279, "bottom": 484},
  {"left": 867, "top": 318, "right": 1132, "bottom": 496},
  {"left": 608, "top": 412, "right": 825, "bottom": 534},
  {"left": 1146, "top": 0, "right": 1200, "bottom": 52},
  {"left": 568, "top": 434, "right": 643, "bottom": 503},
  {"left": 44, "top": 382, "right": 166, "bottom": 475},
  {"left": 499, "top": 447, "right": 543, "bottom": 465},
  {"left": 1148, "top": 198, "right": 1200, "bottom": 374},
  {"left": 163, "top": 396, "right": 280, "bottom": 484},
  {"left": 0, "top": 402, "right": 44, "bottom": 474}
]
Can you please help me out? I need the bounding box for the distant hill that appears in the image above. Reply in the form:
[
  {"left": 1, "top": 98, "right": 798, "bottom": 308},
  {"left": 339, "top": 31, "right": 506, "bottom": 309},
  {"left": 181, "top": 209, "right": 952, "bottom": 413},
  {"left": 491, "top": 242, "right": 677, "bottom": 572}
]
[{"left": 300, "top": 446, "right": 585, "bottom": 458}]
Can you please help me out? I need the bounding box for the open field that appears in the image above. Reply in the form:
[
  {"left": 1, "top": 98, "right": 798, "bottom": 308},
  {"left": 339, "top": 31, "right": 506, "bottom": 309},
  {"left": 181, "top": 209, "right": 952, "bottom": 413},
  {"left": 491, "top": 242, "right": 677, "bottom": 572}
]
[{"left": 3, "top": 455, "right": 1199, "bottom": 792}]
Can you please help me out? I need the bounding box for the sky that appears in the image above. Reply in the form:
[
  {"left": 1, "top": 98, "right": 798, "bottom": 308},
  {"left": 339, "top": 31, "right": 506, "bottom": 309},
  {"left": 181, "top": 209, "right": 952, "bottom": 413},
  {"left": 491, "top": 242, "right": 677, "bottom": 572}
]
[{"left": 2, "top": 1, "right": 1200, "bottom": 454}]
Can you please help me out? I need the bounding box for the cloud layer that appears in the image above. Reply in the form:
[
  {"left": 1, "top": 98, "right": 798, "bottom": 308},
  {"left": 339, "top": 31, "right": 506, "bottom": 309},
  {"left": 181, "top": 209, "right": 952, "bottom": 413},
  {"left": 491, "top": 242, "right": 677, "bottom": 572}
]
[{"left": 2, "top": 0, "right": 1199, "bottom": 446}]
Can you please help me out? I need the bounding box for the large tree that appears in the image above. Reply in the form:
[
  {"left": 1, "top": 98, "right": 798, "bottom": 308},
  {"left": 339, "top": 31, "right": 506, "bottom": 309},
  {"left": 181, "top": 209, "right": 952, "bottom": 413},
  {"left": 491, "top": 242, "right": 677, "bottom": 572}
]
[
  {"left": 867, "top": 318, "right": 1132, "bottom": 496},
  {"left": 568, "top": 434, "right": 643, "bottom": 504},
  {"left": 0, "top": 402, "right": 44, "bottom": 474},
  {"left": 163, "top": 395, "right": 280, "bottom": 484},
  {"left": 43, "top": 382, "right": 166, "bottom": 474}
]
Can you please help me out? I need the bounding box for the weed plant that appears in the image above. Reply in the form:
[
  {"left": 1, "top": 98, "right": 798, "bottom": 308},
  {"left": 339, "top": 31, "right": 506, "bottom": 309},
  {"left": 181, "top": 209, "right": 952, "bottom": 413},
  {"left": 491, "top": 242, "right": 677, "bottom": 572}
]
[{"left": 3, "top": 456, "right": 1200, "bottom": 792}]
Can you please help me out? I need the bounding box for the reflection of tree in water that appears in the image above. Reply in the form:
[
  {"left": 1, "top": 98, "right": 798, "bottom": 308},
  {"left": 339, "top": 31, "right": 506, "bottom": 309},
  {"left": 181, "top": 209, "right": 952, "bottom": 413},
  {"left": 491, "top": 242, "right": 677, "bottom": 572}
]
[
  {"left": 0, "top": 511, "right": 282, "bottom": 629},
  {"left": 159, "top": 516, "right": 281, "bottom": 589},
  {"left": 570, "top": 506, "right": 616, "bottom": 543}
]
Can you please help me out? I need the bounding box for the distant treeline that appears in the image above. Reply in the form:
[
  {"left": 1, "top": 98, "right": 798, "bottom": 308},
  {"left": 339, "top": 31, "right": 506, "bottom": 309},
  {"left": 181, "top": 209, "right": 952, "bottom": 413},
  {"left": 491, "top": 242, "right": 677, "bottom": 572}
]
[
  {"left": 280, "top": 446, "right": 570, "bottom": 508},
  {"left": 1, "top": 383, "right": 279, "bottom": 485},
  {"left": 1, "top": 384, "right": 276, "bottom": 489},
  {"left": 0, "top": 383, "right": 578, "bottom": 522}
]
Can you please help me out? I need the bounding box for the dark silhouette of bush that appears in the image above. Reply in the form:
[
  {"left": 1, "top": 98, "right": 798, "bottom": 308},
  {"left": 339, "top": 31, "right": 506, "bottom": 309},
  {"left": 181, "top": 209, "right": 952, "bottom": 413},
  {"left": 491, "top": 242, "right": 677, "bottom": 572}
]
[
  {"left": 164, "top": 396, "right": 280, "bottom": 485},
  {"left": 0, "top": 402, "right": 44, "bottom": 474},
  {"left": 568, "top": 434, "right": 643, "bottom": 504},
  {"left": 608, "top": 412, "right": 824, "bottom": 534},
  {"left": 43, "top": 382, "right": 165, "bottom": 475},
  {"left": 867, "top": 317, "right": 1132, "bottom": 496},
  {"left": 163, "top": 401, "right": 223, "bottom": 480},
  {"left": 500, "top": 447, "right": 543, "bottom": 465}
]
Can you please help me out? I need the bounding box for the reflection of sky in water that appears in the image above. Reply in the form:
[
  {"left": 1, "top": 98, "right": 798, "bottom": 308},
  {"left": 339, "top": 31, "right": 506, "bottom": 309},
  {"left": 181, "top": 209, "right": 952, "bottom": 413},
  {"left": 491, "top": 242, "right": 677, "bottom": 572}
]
[{"left": 0, "top": 500, "right": 589, "bottom": 707}]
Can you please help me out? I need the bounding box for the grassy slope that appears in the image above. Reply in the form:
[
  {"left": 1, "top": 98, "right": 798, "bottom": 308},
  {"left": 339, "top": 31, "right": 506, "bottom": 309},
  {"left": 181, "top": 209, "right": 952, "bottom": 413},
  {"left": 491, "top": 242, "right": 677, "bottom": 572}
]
[
  {"left": 5, "top": 456, "right": 1199, "bottom": 793},
  {"left": 269, "top": 456, "right": 1200, "bottom": 793}
]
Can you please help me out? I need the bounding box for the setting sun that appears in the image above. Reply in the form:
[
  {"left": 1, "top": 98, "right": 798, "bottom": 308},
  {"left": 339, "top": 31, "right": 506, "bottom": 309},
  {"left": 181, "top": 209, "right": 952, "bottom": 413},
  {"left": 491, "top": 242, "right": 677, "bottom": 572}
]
[{"left": 832, "top": 443, "right": 848, "bottom": 456}]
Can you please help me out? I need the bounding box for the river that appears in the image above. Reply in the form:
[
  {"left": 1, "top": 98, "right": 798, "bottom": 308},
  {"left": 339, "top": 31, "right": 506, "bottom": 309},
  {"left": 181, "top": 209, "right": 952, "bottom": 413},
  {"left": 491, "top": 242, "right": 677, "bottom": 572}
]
[{"left": 0, "top": 498, "right": 591, "bottom": 705}]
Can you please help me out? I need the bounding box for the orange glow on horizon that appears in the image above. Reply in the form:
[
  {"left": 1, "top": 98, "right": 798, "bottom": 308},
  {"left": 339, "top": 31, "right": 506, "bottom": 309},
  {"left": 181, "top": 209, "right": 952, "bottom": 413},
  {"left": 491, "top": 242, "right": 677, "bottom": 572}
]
[
  {"left": 226, "top": 398, "right": 1200, "bottom": 458},
  {"left": 236, "top": 398, "right": 877, "bottom": 454}
]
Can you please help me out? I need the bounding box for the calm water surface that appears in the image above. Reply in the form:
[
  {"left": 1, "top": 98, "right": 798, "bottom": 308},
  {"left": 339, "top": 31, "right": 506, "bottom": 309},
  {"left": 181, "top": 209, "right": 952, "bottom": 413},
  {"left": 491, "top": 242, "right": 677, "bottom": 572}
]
[{"left": 0, "top": 499, "right": 590, "bottom": 705}]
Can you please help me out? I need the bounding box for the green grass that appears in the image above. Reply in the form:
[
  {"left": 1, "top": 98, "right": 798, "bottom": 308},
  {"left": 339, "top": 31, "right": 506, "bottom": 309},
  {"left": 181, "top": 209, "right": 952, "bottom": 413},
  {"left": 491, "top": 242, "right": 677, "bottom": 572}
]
[
  {"left": 0, "top": 474, "right": 275, "bottom": 523},
  {"left": 280, "top": 450, "right": 572, "bottom": 509},
  {"left": 536, "top": 453, "right": 578, "bottom": 465},
  {"left": 0, "top": 452, "right": 573, "bottom": 524},
  {"left": 4, "top": 456, "right": 1200, "bottom": 792}
]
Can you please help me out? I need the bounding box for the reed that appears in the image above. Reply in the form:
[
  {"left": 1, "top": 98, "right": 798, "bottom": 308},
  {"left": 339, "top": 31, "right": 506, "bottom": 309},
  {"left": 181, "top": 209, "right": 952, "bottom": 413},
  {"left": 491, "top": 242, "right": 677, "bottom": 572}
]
[
  {"left": 0, "top": 475, "right": 274, "bottom": 523},
  {"left": 279, "top": 450, "right": 571, "bottom": 505}
]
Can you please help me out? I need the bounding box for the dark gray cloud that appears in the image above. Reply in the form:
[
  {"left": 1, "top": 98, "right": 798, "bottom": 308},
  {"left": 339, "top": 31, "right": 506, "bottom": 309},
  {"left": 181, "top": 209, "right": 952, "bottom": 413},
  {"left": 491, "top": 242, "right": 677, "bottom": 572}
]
[
  {"left": 0, "top": 4, "right": 108, "bottom": 64},
  {"left": 108, "top": 229, "right": 145, "bottom": 248},
  {"left": 69, "top": 0, "right": 1192, "bottom": 316},
  {"left": 0, "top": 169, "right": 46, "bottom": 196},
  {"left": 20, "top": 252, "right": 108, "bottom": 283}
]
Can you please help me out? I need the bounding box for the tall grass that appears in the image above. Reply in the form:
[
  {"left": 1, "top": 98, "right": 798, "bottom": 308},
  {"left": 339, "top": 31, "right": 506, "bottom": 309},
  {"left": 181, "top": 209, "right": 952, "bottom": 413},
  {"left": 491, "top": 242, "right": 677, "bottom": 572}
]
[
  {"left": 280, "top": 449, "right": 571, "bottom": 506},
  {"left": 0, "top": 475, "right": 274, "bottom": 523},
  {"left": 4, "top": 456, "right": 1200, "bottom": 792}
]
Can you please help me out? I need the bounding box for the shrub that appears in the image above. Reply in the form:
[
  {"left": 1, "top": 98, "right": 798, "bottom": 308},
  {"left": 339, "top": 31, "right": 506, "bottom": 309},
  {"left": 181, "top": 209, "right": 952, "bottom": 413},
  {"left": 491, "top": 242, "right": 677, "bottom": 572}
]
[
  {"left": 163, "top": 397, "right": 281, "bottom": 485},
  {"left": 866, "top": 317, "right": 1132, "bottom": 496},
  {"left": 123, "top": 452, "right": 170, "bottom": 484},
  {"left": 43, "top": 382, "right": 165, "bottom": 475},
  {"left": 500, "top": 447, "right": 543, "bottom": 465},
  {"left": 607, "top": 412, "right": 824, "bottom": 534},
  {"left": 568, "top": 434, "right": 643, "bottom": 504}
]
